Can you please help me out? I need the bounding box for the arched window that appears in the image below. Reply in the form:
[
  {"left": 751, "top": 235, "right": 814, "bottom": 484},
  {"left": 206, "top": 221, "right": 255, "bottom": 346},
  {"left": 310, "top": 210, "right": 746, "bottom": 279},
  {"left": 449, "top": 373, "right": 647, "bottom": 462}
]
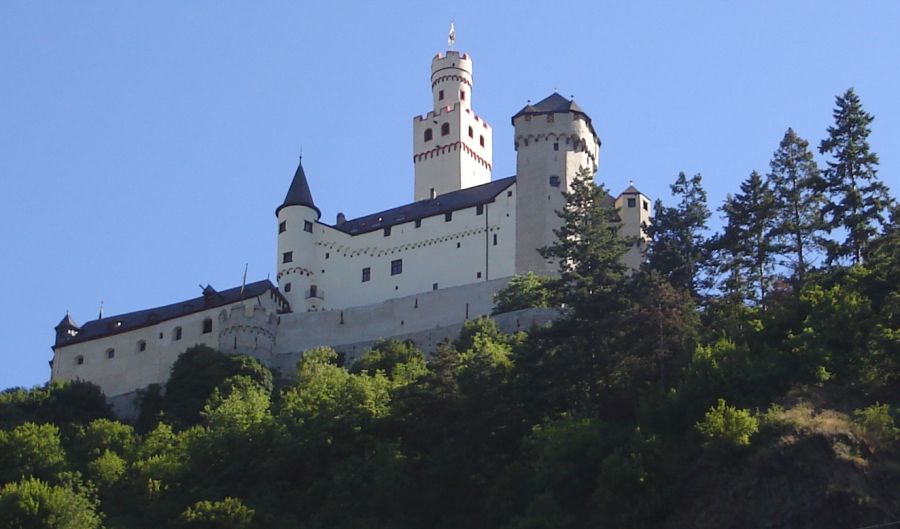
[
  {"left": 480, "top": 135, "right": 485, "bottom": 147},
  {"left": 75, "top": 355, "right": 84, "bottom": 365},
  {"left": 468, "top": 126, "right": 473, "bottom": 138},
  {"left": 424, "top": 128, "right": 433, "bottom": 142},
  {"left": 174, "top": 326, "right": 182, "bottom": 341},
  {"left": 202, "top": 318, "right": 213, "bottom": 334},
  {"left": 106, "top": 348, "right": 115, "bottom": 359},
  {"left": 441, "top": 123, "right": 450, "bottom": 136}
]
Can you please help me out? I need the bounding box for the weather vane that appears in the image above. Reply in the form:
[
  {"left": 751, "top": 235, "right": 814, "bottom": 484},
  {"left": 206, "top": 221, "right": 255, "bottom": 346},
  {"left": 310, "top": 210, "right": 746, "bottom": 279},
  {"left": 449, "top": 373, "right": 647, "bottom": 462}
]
[{"left": 448, "top": 22, "right": 456, "bottom": 50}]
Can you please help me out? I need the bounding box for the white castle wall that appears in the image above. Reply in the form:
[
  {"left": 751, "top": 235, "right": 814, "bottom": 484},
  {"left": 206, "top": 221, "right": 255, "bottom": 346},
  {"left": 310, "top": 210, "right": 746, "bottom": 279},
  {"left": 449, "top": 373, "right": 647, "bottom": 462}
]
[
  {"left": 278, "top": 186, "right": 517, "bottom": 312},
  {"left": 218, "top": 302, "right": 278, "bottom": 364},
  {"left": 615, "top": 190, "right": 652, "bottom": 271}
]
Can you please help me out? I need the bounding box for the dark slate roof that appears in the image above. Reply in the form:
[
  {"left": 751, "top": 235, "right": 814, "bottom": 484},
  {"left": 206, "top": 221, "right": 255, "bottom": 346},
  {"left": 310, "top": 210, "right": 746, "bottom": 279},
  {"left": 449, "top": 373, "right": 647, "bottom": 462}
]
[
  {"left": 333, "top": 176, "right": 517, "bottom": 235},
  {"left": 55, "top": 313, "right": 80, "bottom": 330},
  {"left": 511, "top": 92, "right": 598, "bottom": 140},
  {"left": 619, "top": 184, "right": 642, "bottom": 196},
  {"left": 55, "top": 280, "right": 288, "bottom": 349},
  {"left": 276, "top": 157, "right": 320, "bottom": 218}
]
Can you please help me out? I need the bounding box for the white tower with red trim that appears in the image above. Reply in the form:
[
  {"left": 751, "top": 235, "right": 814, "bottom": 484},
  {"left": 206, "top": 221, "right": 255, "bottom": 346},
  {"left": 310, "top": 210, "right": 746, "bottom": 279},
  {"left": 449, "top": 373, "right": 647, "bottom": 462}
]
[{"left": 412, "top": 51, "right": 493, "bottom": 201}]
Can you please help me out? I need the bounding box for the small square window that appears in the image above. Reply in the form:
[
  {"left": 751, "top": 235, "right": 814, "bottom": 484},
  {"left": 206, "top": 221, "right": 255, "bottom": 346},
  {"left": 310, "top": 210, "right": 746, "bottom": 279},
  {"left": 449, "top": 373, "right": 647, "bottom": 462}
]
[
  {"left": 445, "top": 212, "right": 452, "bottom": 222},
  {"left": 138, "top": 340, "right": 146, "bottom": 352},
  {"left": 456, "top": 242, "right": 461, "bottom": 248},
  {"left": 76, "top": 355, "right": 84, "bottom": 365},
  {"left": 553, "top": 143, "right": 559, "bottom": 151},
  {"left": 432, "top": 283, "right": 439, "bottom": 291},
  {"left": 549, "top": 176, "right": 560, "bottom": 187},
  {"left": 476, "top": 204, "right": 484, "bottom": 215},
  {"left": 362, "top": 267, "right": 371, "bottom": 282},
  {"left": 391, "top": 259, "right": 402, "bottom": 276},
  {"left": 507, "top": 190, "right": 513, "bottom": 197},
  {"left": 106, "top": 348, "right": 115, "bottom": 359},
  {"left": 477, "top": 272, "right": 482, "bottom": 278},
  {"left": 384, "top": 226, "right": 391, "bottom": 236},
  {"left": 283, "top": 251, "right": 293, "bottom": 264},
  {"left": 202, "top": 319, "right": 213, "bottom": 334},
  {"left": 284, "top": 282, "right": 292, "bottom": 293},
  {"left": 415, "top": 219, "right": 422, "bottom": 228},
  {"left": 303, "top": 220, "right": 313, "bottom": 233},
  {"left": 278, "top": 221, "right": 286, "bottom": 233},
  {"left": 628, "top": 198, "right": 637, "bottom": 208}
]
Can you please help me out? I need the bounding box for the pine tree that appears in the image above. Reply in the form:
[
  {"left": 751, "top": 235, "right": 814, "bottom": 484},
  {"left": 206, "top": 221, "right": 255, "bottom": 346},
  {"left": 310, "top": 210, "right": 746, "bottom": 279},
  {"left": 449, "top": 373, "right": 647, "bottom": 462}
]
[
  {"left": 716, "top": 170, "right": 777, "bottom": 307},
  {"left": 538, "top": 167, "right": 630, "bottom": 313},
  {"left": 818, "top": 88, "right": 894, "bottom": 264},
  {"left": 768, "top": 128, "right": 825, "bottom": 287},
  {"left": 645, "top": 172, "right": 711, "bottom": 299}
]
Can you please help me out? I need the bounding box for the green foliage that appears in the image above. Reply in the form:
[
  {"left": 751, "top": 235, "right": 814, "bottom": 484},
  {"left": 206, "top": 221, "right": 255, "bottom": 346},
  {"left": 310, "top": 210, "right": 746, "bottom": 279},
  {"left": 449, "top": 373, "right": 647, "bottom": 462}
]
[
  {"left": 175, "top": 497, "right": 253, "bottom": 529},
  {"left": 492, "top": 272, "right": 554, "bottom": 314},
  {"left": 0, "top": 422, "right": 68, "bottom": 484},
  {"left": 853, "top": 403, "right": 899, "bottom": 447},
  {"left": 695, "top": 398, "right": 759, "bottom": 448},
  {"left": 0, "top": 381, "right": 111, "bottom": 430},
  {"left": 0, "top": 478, "right": 103, "bottom": 529},
  {"left": 350, "top": 338, "right": 427, "bottom": 384}
]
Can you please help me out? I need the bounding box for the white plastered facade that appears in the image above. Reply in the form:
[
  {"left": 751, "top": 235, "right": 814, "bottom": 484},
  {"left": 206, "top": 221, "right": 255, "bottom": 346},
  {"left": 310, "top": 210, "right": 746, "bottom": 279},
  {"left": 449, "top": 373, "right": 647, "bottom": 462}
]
[{"left": 50, "top": 47, "right": 651, "bottom": 401}]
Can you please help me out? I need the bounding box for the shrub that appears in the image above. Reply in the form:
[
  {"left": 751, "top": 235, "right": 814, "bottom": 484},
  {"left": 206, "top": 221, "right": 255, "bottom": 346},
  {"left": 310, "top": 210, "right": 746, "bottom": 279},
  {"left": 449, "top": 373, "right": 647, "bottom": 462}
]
[{"left": 695, "top": 398, "right": 759, "bottom": 448}]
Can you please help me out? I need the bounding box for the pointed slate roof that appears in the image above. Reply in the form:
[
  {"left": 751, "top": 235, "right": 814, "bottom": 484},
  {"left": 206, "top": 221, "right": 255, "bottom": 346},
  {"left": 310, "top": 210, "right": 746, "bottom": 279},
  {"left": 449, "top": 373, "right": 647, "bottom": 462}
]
[
  {"left": 619, "top": 184, "right": 643, "bottom": 196},
  {"left": 276, "top": 157, "right": 320, "bottom": 218},
  {"left": 55, "top": 313, "right": 79, "bottom": 331},
  {"left": 511, "top": 92, "right": 598, "bottom": 140}
]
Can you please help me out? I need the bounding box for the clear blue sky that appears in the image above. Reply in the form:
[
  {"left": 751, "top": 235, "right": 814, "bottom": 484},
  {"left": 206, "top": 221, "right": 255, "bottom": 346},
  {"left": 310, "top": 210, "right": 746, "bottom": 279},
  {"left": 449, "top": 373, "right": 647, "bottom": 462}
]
[{"left": 1, "top": 2, "right": 898, "bottom": 390}]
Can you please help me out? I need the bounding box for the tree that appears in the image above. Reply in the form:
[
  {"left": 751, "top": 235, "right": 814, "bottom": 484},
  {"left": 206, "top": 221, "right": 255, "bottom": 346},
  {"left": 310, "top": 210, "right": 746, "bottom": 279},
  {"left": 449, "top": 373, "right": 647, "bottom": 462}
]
[
  {"left": 538, "top": 167, "right": 630, "bottom": 313},
  {"left": 175, "top": 497, "right": 254, "bottom": 529},
  {"left": 492, "top": 272, "right": 554, "bottom": 314},
  {"left": 0, "top": 422, "right": 68, "bottom": 484},
  {"left": 715, "top": 171, "right": 777, "bottom": 307},
  {"left": 695, "top": 398, "right": 759, "bottom": 449},
  {"left": 768, "top": 128, "right": 825, "bottom": 287},
  {"left": 818, "top": 88, "right": 894, "bottom": 264},
  {"left": 0, "top": 478, "right": 103, "bottom": 529},
  {"left": 645, "top": 172, "right": 712, "bottom": 298}
]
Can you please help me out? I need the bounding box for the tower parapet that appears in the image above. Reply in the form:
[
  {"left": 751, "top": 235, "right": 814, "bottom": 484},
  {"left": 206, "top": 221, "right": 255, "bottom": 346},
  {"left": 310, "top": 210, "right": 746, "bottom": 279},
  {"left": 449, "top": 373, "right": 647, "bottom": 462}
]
[{"left": 217, "top": 302, "right": 278, "bottom": 364}]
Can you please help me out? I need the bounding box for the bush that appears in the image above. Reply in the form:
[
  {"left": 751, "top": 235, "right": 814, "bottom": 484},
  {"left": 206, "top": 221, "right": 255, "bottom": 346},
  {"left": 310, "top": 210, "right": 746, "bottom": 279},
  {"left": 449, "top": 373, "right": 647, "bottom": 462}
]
[
  {"left": 853, "top": 403, "right": 900, "bottom": 448},
  {"left": 176, "top": 497, "right": 254, "bottom": 529},
  {"left": 695, "top": 398, "right": 759, "bottom": 449},
  {"left": 0, "top": 477, "right": 102, "bottom": 529},
  {"left": 493, "top": 272, "right": 553, "bottom": 314}
]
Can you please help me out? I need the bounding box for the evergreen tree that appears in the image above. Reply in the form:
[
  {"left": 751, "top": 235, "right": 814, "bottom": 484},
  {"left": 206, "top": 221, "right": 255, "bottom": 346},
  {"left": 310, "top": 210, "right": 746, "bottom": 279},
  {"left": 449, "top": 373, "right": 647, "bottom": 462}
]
[
  {"left": 538, "top": 167, "right": 630, "bottom": 314},
  {"left": 716, "top": 171, "right": 777, "bottom": 307},
  {"left": 645, "top": 172, "right": 712, "bottom": 299},
  {"left": 818, "top": 88, "right": 893, "bottom": 264},
  {"left": 768, "top": 128, "right": 825, "bottom": 287}
]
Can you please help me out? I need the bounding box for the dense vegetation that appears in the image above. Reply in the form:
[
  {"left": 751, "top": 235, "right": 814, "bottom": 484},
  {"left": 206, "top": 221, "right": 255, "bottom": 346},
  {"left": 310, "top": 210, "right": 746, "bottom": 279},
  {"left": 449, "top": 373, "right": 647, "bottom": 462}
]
[{"left": 2, "top": 89, "right": 898, "bottom": 528}]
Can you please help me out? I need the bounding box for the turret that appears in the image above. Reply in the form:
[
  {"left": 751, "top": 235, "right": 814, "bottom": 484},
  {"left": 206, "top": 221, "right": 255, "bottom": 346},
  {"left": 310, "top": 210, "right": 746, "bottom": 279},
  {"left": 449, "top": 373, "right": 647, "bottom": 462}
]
[
  {"left": 413, "top": 51, "right": 493, "bottom": 201},
  {"left": 512, "top": 93, "right": 601, "bottom": 275},
  {"left": 53, "top": 312, "right": 80, "bottom": 348},
  {"left": 276, "top": 157, "right": 322, "bottom": 312},
  {"left": 217, "top": 301, "right": 278, "bottom": 364},
  {"left": 615, "top": 184, "right": 652, "bottom": 271}
]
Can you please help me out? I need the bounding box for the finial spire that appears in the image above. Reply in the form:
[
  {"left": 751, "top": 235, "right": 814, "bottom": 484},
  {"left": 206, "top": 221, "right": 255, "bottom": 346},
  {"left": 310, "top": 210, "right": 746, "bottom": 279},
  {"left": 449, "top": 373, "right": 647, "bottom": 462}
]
[
  {"left": 98, "top": 300, "right": 104, "bottom": 320},
  {"left": 448, "top": 22, "right": 456, "bottom": 50}
]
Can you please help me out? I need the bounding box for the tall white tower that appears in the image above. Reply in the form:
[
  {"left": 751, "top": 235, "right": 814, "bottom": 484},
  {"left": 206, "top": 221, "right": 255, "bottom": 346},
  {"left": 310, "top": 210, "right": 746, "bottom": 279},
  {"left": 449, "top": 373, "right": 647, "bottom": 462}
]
[
  {"left": 512, "top": 93, "right": 601, "bottom": 275},
  {"left": 412, "top": 51, "right": 493, "bottom": 201},
  {"left": 276, "top": 157, "right": 323, "bottom": 312}
]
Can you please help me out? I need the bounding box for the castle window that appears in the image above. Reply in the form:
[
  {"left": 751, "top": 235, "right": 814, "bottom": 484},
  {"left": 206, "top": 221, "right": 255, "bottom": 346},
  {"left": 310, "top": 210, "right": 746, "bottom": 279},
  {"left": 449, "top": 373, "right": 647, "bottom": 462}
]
[
  {"left": 309, "top": 285, "right": 318, "bottom": 298},
  {"left": 279, "top": 221, "right": 286, "bottom": 233},
  {"left": 159, "top": 332, "right": 164, "bottom": 340},
  {"left": 174, "top": 327, "right": 182, "bottom": 341},
  {"left": 643, "top": 200, "right": 649, "bottom": 211},
  {"left": 391, "top": 259, "right": 403, "bottom": 276},
  {"left": 439, "top": 90, "right": 444, "bottom": 101},
  {"left": 627, "top": 198, "right": 637, "bottom": 208},
  {"left": 202, "top": 318, "right": 212, "bottom": 334},
  {"left": 441, "top": 123, "right": 450, "bottom": 136},
  {"left": 284, "top": 283, "right": 292, "bottom": 293},
  {"left": 415, "top": 219, "right": 422, "bottom": 228},
  {"left": 384, "top": 226, "right": 391, "bottom": 237},
  {"left": 554, "top": 142, "right": 559, "bottom": 151},
  {"left": 507, "top": 190, "right": 513, "bottom": 197},
  {"left": 283, "top": 251, "right": 293, "bottom": 264},
  {"left": 325, "top": 252, "right": 329, "bottom": 259},
  {"left": 476, "top": 204, "right": 484, "bottom": 215},
  {"left": 432, "top": 283, "right": 438, "bottom": 290},
  {"left": 424, "top": 128, "right": 433, "bottom": 142},
  {"left": 75, "top": 355, "right": 84, "bottom": 365},
  {"left": 445, "top": 212, "right": 452, "bottom": 222},
  {"left": 493, "top": 234, "right": 498, "bottom": 246},
  {"left": 460, "top": 90, "right": 466, "bottom": 101},
  {"left": 480, "top": 135, "right": 485, "bottom": 147},
  {"left": 549, "top": 176, "right": 560, "bottom": 187},
  {"left": 303, "top": 220, "right": 313, "bottom": 233},
  {"left": 138, "top": 340, "right": 146, "bottom": 352},
  {"left": 468, "top": 126, "right": 474, "bottom": 138},
  {"left": 457, "top": 242, "right": 461, "bottom": 248},
  {"left": 477, "top": 272, "right": 482, "bottom": 279},
  {"left": 106, "top": 348, "right": 115, "bottom": 359},
  {"left": 362, "top": 267, "right": 371, "bottom": 282}
]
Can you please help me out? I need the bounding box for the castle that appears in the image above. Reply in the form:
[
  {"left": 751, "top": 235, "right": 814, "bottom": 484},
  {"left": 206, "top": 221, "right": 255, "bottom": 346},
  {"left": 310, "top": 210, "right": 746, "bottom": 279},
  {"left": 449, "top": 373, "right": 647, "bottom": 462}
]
[{"left": 50, "top": 47, "right": 651, "bottom": 406}]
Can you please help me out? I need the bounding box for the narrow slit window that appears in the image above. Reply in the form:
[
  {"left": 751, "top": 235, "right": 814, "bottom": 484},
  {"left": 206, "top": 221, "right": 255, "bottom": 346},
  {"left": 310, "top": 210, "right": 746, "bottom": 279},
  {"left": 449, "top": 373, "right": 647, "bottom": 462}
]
[
  {"left": 468, "top": 126, "right": 474, "bottom": 138},
  {"left": 279, "top": 221, "right": 286, "bottom": 233},
  {"left": 476, "top": 204, "right": 484, "bottom": 215},
  {"left": 480, "top": 135, "right": 485, "bottom": 147}
]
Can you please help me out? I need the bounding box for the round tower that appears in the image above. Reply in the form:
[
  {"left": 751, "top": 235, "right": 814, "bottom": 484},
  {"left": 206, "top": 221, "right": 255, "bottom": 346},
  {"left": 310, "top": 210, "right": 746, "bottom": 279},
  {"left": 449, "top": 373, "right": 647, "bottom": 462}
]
[
  {"left": 276, "top": 157, "right": 322, "bottom": 312},
  {"left": 217, "top": 302, "right": 278, "bottom": 364},
  {"left": 512, "top": 93, "right": 601, "bottom": 275},
  {"left": 430, "top": 51, "right": 473, "bottom": 111}
]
